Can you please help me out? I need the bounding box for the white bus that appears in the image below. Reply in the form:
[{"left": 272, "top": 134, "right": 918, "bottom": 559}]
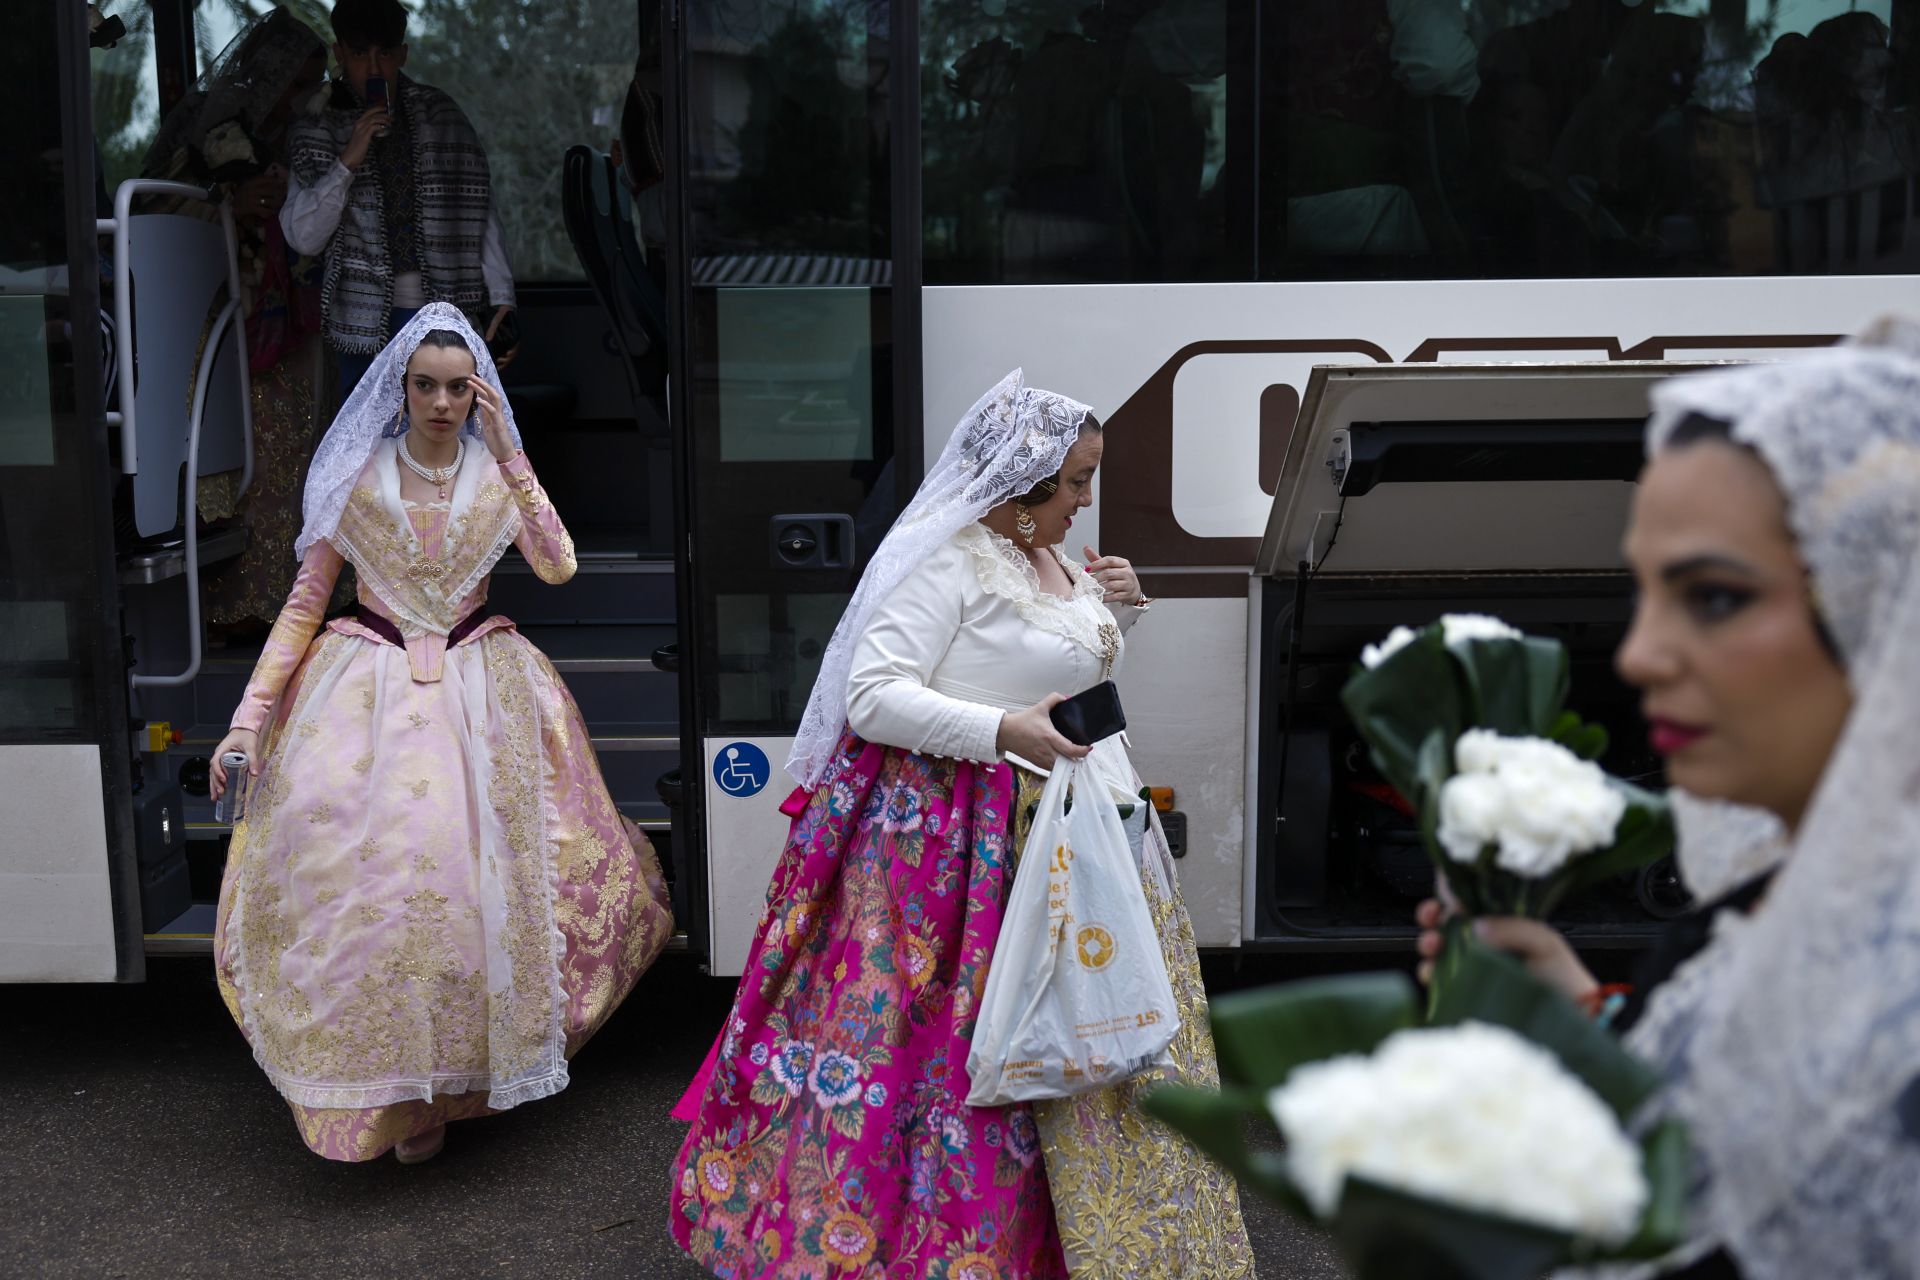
[{"left": 8, "top": 0, "right": 1916, "bottom": 981}]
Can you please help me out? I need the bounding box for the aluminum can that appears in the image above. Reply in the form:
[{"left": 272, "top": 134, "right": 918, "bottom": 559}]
[{"left": 214, "top": 751, "right": 250, "bottom": 825}]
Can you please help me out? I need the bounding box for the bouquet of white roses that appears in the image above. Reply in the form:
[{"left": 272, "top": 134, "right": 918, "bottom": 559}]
[
  {"left": 1341, "top": 614, "right": 1673, "bottom": 921},
  {"left": 1144, "top": 944, "right": 1689, "bottom": 1280}
]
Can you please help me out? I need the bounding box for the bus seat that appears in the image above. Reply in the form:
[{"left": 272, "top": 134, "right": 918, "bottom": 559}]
[
  {"left": 562, "top": 145, "right": 668, "bottom": 414},
  {"left": 108, "top": 182, "right": 252, "bottom": 540}
]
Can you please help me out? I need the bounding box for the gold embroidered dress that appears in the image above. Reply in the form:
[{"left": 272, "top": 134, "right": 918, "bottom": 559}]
[{"left": 214, "top": 438, "right": 672, "bottom": 1160}]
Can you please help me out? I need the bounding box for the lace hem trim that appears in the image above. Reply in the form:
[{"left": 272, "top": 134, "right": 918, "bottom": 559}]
[{"left": 954, "top": 523, "right": 1112, "bottom": 658}]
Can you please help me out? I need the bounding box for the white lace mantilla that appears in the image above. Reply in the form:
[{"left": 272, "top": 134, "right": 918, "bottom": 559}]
[
  {"left": 786, "top": 369, "right": 1093, "bottom": 786},
  {"left": 1618, "top": 317, "right": 1920, "bottom": 1279},
  {"left": 954, "top": 523, "right": 1118, "bottom": 669}
]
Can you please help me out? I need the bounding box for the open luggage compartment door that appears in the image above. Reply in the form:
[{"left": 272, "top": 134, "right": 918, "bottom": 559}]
[
  {"left": 1255, "top": 360, "right": 1737, "bottom": 580},
  {"left": 1249, "top": 359, "right": 1739, "bottom": 948}
]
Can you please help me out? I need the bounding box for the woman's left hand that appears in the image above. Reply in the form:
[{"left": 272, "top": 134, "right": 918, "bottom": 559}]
[
  {"left": 470, "top": 379, "right": 517, "bottom": 462},
  {"left": 1082, "top": 546, "right": 1143, "bottom": 604}
]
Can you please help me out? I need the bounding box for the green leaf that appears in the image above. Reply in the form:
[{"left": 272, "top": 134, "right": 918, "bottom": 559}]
[
  {"left": 1208, "top": 972, "right": 1419, "bottom": 1091},
  {"left": 1547, "top": 709, "right": 1611, "bottom": 761},
  {"left": 1453, "top": 636, "right": 1569, "bottom": 738},
  {"left": 1332, "top": 1176, "right": 1574, "bottom": 1280},
  {"left": 1138, "top": 1085, "right": 1304, "bottom": 1211},
  {"left": 1341, "top": 631, "right": 1468, "bottom": 804},
  {"left": 1426, "top": 932, "right": 1661, "bottom": 1120},
  {"left": 1610, "top": 1120, "right": 1693, "bottom": 1259},
  {"left": 1413, "top": 731, "right": 1484, "bottom": 914}
]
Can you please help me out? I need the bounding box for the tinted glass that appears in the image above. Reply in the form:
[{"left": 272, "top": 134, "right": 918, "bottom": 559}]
[
  {"left": 680, "top": 0, "right": 905, "bottom": 733},
  {"left": 922, "top": 0, "right": 1245, "bottom": 282},
  {"left": 0, "top": 6, "right": 122, "bottom": 741},
  {"left": 91, "top": 1, "right": 162, "bottom": 193},
  {"left": 397, "top": 0, "right": 641, "bottom": 281},
  {"left": 922, "top": 0, "right": 1920, "bottom": 283}
]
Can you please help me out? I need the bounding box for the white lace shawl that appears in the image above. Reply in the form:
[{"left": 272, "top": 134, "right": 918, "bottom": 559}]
[
  {"left": 1622, "top": 318, "right": 1920, "bottom": 1278},
  {"left": 788, "top": 369, "right": 1092, "bottom": 787},
  {"left": 296, "top": 302, "right": 520, "bottom": 560}
]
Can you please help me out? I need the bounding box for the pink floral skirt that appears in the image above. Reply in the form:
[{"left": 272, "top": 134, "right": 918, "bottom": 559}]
[{"left": 669, "top": 733, "right": 1067, "bottom": 1279}]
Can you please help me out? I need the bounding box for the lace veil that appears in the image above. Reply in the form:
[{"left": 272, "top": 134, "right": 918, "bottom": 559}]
[
  {"left": 787, "top": 369, "right": 1092, "bottom": 787},
  {"left": 295, "top": 302, "right": 520, "bottom": 560},
  {"left": 142, "top": 8, "right": 325, "bottom": 180},
  {"left": 1625, "top": 318, "right": 1920, "bottom": 1276}
]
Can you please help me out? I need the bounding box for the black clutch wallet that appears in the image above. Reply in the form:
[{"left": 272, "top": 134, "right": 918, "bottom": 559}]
[{"left": 1050, "top": 680, "right": 1126, "bottom": 747}]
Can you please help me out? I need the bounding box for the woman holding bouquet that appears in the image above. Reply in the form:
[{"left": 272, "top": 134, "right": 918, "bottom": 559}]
[
  {"left": 205, "top": 305, "right": 672, "bottom": 1163},
  {"left": 667, "top": 371, "right": 1254, "bottom": 1278},
  {"left": 1420, "top": 318, "right": 1920, "bottom": 1278}
]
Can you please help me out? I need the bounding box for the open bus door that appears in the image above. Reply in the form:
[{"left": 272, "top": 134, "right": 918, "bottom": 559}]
[
  {"left": 0, "top": 4, "right": 143, "bottom": 981},
  {"left": 662, "top": 0, "right": 922, "bottom": 976}
]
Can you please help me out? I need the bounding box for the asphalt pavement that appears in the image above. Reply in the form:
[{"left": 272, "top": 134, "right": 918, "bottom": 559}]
[{"left": 0, "top": 953, "right": 1346, "bottom": 1279}]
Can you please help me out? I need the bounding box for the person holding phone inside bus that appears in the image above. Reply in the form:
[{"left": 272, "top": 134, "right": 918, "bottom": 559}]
[
  {"left": 279, "top": 0, "right": 519, "bottom": 402},
  {"left": 667, "top": 371, "right": 1254, "bottom": 1279},
  {"left": 205, "top": 304, "right": 671, "bottom": 1165}
]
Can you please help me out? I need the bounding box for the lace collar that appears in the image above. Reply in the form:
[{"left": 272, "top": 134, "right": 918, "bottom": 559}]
[{"left": 954, "top": 523, "right": 1118, "bottom": 667}]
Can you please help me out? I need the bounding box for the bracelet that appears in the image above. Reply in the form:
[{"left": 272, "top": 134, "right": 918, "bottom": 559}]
[
  {"left": 1131, "top": 595, "right": 1155, "bottom": 610},
  {"left": 1577, "top": 982, "right": 1633, "bottom": 1028}
]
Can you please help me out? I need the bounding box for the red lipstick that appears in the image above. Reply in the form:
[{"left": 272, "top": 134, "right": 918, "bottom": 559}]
[{"left": 1648, "top": 718, "right": 1707, "bottom": 755}]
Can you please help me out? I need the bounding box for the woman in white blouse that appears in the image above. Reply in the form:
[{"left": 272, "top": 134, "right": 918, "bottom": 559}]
[{"left": 668, "top": 372, "right": 1254, "bottom": 1279}]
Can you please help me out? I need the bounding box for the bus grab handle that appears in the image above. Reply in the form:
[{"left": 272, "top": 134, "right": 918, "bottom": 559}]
[{"left": 129, "top": 294, "right": 240, "bottom": 689}]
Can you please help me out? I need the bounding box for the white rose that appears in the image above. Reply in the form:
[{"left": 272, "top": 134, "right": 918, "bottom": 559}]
[
  {"left": 1360, "top": 625, "right": 1416, "bottom": 669},
  {"left": 1267, "top": 1021, "right": 1648, "bottom": 1244},
  {"left": 1436, "top": 730, "right": 1626, "bottom": 877},
  {"left": 1439, "top": 613, "right": 1524, "bottom": 646},
  {"left": 1360, "top": 614, "right": 1522, "bottom": 670}
]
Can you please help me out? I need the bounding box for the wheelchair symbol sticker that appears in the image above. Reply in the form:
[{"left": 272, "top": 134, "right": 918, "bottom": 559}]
[{"left": 713, "top": 742, "right": 771, "bottom": 798}]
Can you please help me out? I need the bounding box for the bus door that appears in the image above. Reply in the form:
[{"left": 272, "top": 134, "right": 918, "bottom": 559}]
[
  {"left": 664, "top": 0, "right": 922, "bottom": 975},
  {"left": 0, "top": 4, "right": 143, "bottom": 981}
]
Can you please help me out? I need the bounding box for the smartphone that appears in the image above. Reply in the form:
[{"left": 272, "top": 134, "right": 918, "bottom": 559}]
[
  {"left": 364, "top": 74, "right": 388, "bottom": 109},
  {"left": 1050, "top": 681, "right": 1126, "bottom": 747}
]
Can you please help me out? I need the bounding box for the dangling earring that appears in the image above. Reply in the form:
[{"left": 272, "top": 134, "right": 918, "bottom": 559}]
[{"left": 1015, "top": 503, "right": 1038, "bottom": 545}]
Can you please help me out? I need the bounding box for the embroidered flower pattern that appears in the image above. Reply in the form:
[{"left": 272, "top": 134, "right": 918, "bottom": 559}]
[
  {"left": 668, "top": 731, "right": 1063, "bottom": 1276},
  {"left": 819, "top": 1211, "right": 877, "bottom": 1268},
  {"left": 808, "top": 1050, "right": 863, "bottom": 1108}
]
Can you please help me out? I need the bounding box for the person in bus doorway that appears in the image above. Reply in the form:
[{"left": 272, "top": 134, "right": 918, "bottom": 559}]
[
  {"left": 666, "top": 371, "right": 1256, "bottom": 1278},
  {"left": 1418, "top": 319, "right": 1920, "bottom": 1278},
  {"left": 205, "top": 304, "right": 672, "bottom": 1164},
  {"left": 140, "top": 9, "right": 341, "bottom": 641},
  {"left": 280, "top": 0, "right": 519, "bottom": 404}
]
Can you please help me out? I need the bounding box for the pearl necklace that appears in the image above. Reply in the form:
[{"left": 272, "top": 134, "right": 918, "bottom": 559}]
[{"left": 399, "top": 434, "right": 464, "bottom": 501}]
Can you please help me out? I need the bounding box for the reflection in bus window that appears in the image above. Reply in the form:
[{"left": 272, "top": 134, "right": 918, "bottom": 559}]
[
  {"left": 686, "top": 0, "right": 883, "bottom": 260},
  {"left": 90, "top": 2, "right": 160, "bottom": 194},
  {"left": 397, "top": 0, "right": 640, "bottom": 282},
  {"left": 922, "top": 0, "right": 1918, "bottom": 283},
  {"left": 715, "top": 289, "right": 874, "bottom": 463},
  {"left": 924, "top": 0, "right": 1237, "bottom": 282}
]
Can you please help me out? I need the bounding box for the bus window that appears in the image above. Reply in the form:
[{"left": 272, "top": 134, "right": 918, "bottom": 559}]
[
  {"left": 922, "top": 0, "right": 1919, "bottom": 283},
  {"left": 922, "top": 0, "right": 1244, "bottom": 283},
  {"left": 384, "top": 0, "right": 641, "bottom": 282},
  {"left": 90, "top": 2, "right": 162, "bottom": 193}
]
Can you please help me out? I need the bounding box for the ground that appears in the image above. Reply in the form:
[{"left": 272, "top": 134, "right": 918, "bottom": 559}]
[{"left": 0, "top": 954, "right": 1347, "bottom": 1278}]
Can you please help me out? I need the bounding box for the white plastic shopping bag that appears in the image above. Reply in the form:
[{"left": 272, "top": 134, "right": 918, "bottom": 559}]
[{"left": 966, "top": 758, "right": 1180, "bottom": 1105}]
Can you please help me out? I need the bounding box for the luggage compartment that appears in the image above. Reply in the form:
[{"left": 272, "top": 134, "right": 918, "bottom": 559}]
[{"left": 1246, "top": 360, "right": 1721, "bottom": 948}]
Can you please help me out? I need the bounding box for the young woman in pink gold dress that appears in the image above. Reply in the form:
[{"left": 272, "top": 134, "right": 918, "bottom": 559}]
[{"left": 208, "top": 303, "right": 671, "bottom": 1164}]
